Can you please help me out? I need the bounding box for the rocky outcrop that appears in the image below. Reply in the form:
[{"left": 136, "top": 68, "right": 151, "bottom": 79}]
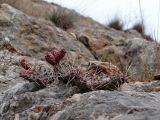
[
  {"left": 0, "top": 82, "right": 79, "bottom": 120},
  {"left": 120, "top": 80, "right": 160, "bottom": 92},
  {"left": 0, "top": 3, "right": 94, "bottom": 61},
  {"left": 51, "top": 91, "right": 160, "bottom": 120},
  {"left": 0, "top": 4, "right": 94, "bottom": 119},
  {"left": 0, "top": 3, "right": 94, "bottom": 96},
  {"left": 1, "top": 0, "right": 160, "bottom": 79},
  {"left": 72, "top": 22, "right": 160, "bottom": 79},
  {"left": 0, "top": 2, "right": 160, "bottom": 120}
]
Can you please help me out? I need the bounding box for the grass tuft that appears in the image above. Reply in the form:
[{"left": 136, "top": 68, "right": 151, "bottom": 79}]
[
  {"left": 132, "top": 23, "right": 143, "bottom": 33},
  {"left": 108, "top": 19, "right": 123, "bottom": 30},
  {"left": 49, "top": 8, "right": 77, "bottom": 30},
  {"left": 132, "top": 23, "right": 155, "bottom": 41}
]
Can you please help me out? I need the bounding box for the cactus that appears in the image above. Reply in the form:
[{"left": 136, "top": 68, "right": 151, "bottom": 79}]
[
  {"left": 19, "top": 47, "right": 127, "bottom": 91},
  {"left": 20, "top": 59, "right": 31, "bottom": 70},
  {"left": 19, "top": 60, "right": 56, "bottom": 86},
  {"left": 45, "top": 48, "right": 66, "bottom": 66}
]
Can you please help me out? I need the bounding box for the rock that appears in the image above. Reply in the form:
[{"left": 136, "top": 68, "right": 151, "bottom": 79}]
[
  {"left": 0, "top": 3, "right": 95, "bottom": 106},
  {"left": 0, "top": 0, "right": 60, "bottom": 19},
  {"left": 1, "top": 0, "right": 160, "bottom": 80},
  {"left": 0, "top": 74, "right": 22, "bottom": 97},
  {"left": 120, "top": 81, "right": 160, "bottom": 92},
  {"left": 1, "top": 2, "right": 160, "bottom": 120},
  {"left": 0, "top": 82, "right": 79, "bottom": 120},
  {"left": 2, "top": 82, "right": 40, "bottom": 101},
  {"left": 0, "top": 3, "right": 94, "bottom": 62},
  {"left": 0, "top": 93, "right": 36, "bottom": 120},
  {"left": 51, "top": 91, "right": 160, "bottom": 120},
  {"left": 121, "top": 38, "right": 159, "bottom": 79},
  {"left": 71, "top": 16, "right": 160, "bottom": 80},
  {"left": 0, "top": 3, "right": 94, "bottom": 103}
]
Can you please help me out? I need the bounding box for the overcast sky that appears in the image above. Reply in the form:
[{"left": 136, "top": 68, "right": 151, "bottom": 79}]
[{"left": 44, "top": 0, "right": 160, "bottom": 41}]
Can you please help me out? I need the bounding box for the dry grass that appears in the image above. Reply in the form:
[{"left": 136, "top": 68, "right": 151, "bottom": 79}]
[
  {"left": 108, "top": 19, "right": 123, "bottom": 30},
  {"left": 124, "top": 61, "right": 158, "bottom": 82},
  {"left": 132, "top": 23, "right": 144, "bottom": 33},
  {"left": 49, "top": 8, "right": 77, "bottom": 30},
  {"left": 132, "top": 23, "right": 155, "bottom": 41}
]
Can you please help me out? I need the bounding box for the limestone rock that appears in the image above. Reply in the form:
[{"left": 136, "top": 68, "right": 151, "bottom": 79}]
[
  {"left": 120, "top": 81, "right": 160, "bottom": 92},
  {"left": 0, "top": 82, "right": 79, "bottom": 120},
  {"left": 51, "top": 91, "right": 160, "bottom": 120}
]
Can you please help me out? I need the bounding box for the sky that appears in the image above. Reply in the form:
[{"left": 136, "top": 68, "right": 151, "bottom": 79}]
[{"left": 44, "top": 0, "right": 160, "bottom": 41}]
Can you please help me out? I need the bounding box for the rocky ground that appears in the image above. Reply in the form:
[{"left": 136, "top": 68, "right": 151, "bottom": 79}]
[{"left": 1, "top": 1, "right": 160, "bottom": 120}]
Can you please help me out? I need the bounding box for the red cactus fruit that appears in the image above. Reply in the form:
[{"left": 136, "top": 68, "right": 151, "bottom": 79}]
[
  {"left": 19, "top": 69, "right": 33, "bottom": 81},
  {"left": 20, "top": 59, "right": 31, "bottom": 70},
  {"left": 45, "top": 48, "right": 66, "bottom": 65}
]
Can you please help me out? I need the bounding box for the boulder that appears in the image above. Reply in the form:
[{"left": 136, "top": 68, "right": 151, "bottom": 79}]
[
  {"left": 0, "top": 3, "right": 94, "bottom": 62},
  {"left": 71, "top": 16, "right": 160, "bottom": 80},
  {"left": 120, "top": 80, "right": 160, "bottom": 92},
  {"left": 51, "top": 91, "right": 160, "bottom": 120},
  {"left": 0, "top": 82, "right": 79, "bottom": 120}
]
